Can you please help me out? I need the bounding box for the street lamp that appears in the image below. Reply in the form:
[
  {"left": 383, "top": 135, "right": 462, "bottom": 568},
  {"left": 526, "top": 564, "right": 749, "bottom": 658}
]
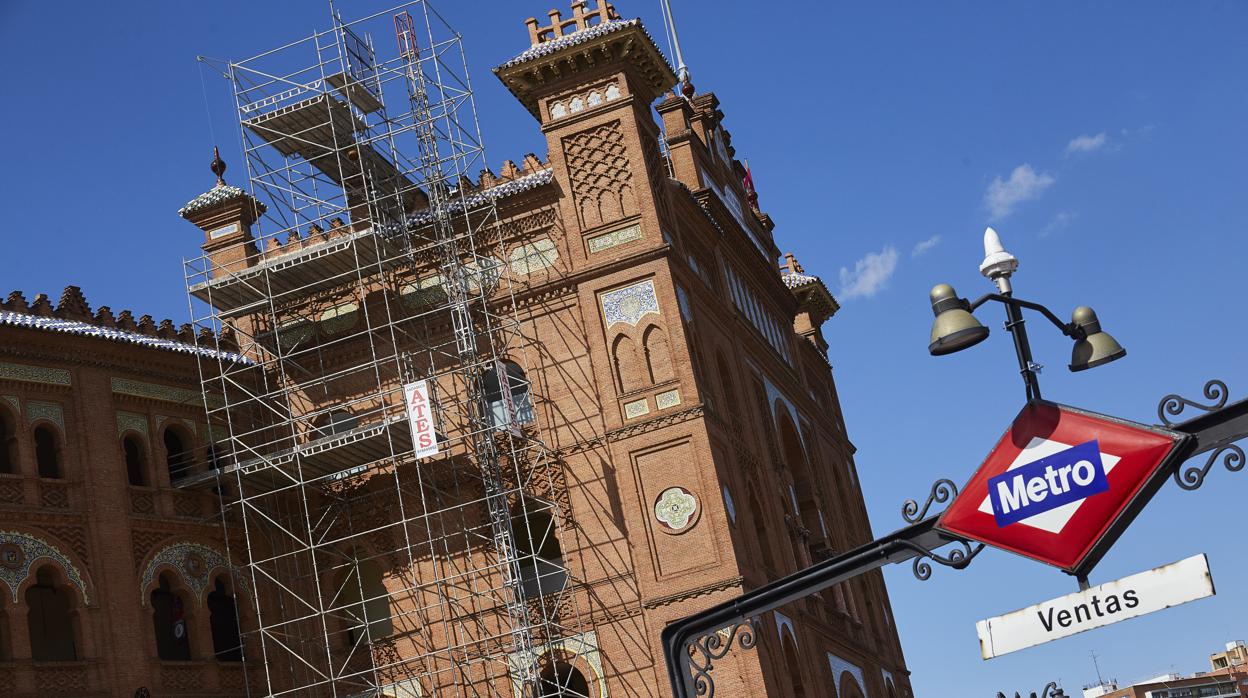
[{"left": 928, "top": 227, "right": 1126, "bottom": 401}]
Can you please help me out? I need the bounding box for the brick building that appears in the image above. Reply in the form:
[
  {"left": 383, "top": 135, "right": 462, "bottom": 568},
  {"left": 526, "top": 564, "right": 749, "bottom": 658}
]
[
  {"left": 0, "top": 288, "right": 250, "bottom": 696},
  {"left": 0, "top": 2, "right": 913, "bottom": 697}
]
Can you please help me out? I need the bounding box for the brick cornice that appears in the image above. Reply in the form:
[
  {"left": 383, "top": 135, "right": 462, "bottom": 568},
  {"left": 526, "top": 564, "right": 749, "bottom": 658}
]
[{"left": 641, "top": 575, "right": 743, "bottom": 609}]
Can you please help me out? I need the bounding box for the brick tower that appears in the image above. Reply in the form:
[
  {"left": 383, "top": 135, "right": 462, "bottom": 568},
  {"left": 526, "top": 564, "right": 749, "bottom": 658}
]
[{"left": 171, "top": 1, "right": 913, "bottom": 697}]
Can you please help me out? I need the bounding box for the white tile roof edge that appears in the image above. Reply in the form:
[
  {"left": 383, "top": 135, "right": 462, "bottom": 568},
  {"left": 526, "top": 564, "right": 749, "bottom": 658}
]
[{"left": 0, "top": 311, "right": 252, "bottom": 365}]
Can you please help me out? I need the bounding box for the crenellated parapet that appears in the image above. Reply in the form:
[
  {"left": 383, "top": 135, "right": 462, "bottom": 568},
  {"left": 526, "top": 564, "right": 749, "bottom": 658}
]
[
  {"left": 0, "top": 286, "right": 243, "bottom": 361},
  {"left": 494, "top": 1, "right": 676, "bottom": 120}
]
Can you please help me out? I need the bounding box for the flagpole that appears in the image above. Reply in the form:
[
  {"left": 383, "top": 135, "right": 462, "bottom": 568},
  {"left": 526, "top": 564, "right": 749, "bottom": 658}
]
[{"left": 660, "top": 0, "right": 690, "bottom": 85}]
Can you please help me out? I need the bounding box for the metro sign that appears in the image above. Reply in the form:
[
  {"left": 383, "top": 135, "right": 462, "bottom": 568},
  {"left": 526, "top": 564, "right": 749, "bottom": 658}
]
[{"left": 939, "top": 401, "right": 1192, "bottom": 574}]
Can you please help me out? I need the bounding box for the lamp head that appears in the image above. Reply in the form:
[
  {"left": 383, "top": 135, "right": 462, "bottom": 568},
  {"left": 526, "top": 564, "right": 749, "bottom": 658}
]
[
  {"left": 979, "top": 227, "right": 1019, "bottom": 293},
  {"left": 928, "top": 283, "right": 990, "bottom": 356},
  {"left": 1069, "top": 306, "right": 1126, "bottom": 371}
]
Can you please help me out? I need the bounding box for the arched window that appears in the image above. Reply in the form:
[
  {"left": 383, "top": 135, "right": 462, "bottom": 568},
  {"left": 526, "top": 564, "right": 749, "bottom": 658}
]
[
  {"left": 0, "top": 597, "right": 8, "bottom": 661},
  {"left": 716, "top": 352, "right": 738, "bottom": 427},
  {"left": 315, "top": 410, "right": 359, "bottom": 438},
  {"left": 123, "top": 435, "right": 147, "bottom": 486},
  {"left": 611, "top": 335, "right": 644, "bottom": 394},
  {"left": 34, "top": 426, "right": 61, "bottom": 479},
  {"left": 151, "top": 572, "right": 191, "bottom": 660},
  {"left": 485, "top": 361, "right": 534, "bottom": 428},
  {"left": 0, "top": 408, "right": 17, "bottom": 474},
  {"left": 207, "top": 445, "right": 225, "bottom": 470},
  {"left": 642, "top": 325, "right": 674, "bottom": 384},
  {"left": 778, "top": 414, "right": 822, "bottom": 565},
  {"left": 537, "top": 660, "right": 591, "bottom": 698},
  {"left": 749, "top": 491, "right": 777, "bottom": 574},
  {"left": 340, "top": 560, "right": 392, "bottom": 646},
  {"left": 27, "top": 566, "right": 77, "bottom": 661},
  {"left": 163, "top": 428, "right": 193, "bottom": 482},
  {"left": 512, "top": 505, "right": 567, "bottom": 599},
  {"left": 207, "top": 576, "right": 243, "bottom": 662},
  {"left": 781, "top": 634, "right": 805, "bottom": 698}
]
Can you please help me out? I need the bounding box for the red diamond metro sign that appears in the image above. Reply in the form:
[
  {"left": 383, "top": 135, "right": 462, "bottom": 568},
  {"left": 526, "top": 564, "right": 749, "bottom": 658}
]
[{"left": 939, "top": 401, "right": 1192, "bottom": 575}]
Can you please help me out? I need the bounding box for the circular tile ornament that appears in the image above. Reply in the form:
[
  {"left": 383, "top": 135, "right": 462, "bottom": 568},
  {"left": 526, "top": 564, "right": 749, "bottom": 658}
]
[
  {"left": 0, "top": 542, "right": 24, "bottom": 570},
  {"left": 654, "top": 487, "right": 699, "bottom": 534}
]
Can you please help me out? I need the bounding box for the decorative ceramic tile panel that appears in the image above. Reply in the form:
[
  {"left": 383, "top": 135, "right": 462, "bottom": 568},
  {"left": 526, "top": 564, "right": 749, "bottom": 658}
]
[
  {"left": 1, "top": 395, "right": 19, "bottom": 416},
  {"left": 509, "top": 238, "right": 559, "bottom": 275},
  {"left": 655, "top": 389, "right": 681, "bottom": 410},
  {"left": 400, "top": 275, "right": 447, "bottom": 308},
  {"left": 111, "top": 378, "right": 208, "bottom": 407},
  {"left": 601, "top": 280, "right": 659, "bottom": 328},
  {"left": 116, "top": 411, "right": 149, "bottom": 437},
  {"left": 139, "top": 542, "right": 248, "bottom": 607},
  {"left": 208, "top": 222, "right": 240, "bottom": 239},
  {"left": 828, "top": 653, "right": 866, "bottom": 695},
  {"left": 675, "top": 286, "right": 692, "bottom": 322},
  {"left": 774, "top": 611, "right": 796, "bottom": 644},
  {"left": 654, "top": 487, "right": 697, "bottom": 532},
  {"left": 0, "top": 361, "right": 70, "bottom": 386},
  {"left": 26, "top": 401, "right": 64, "bottom": 429},
  {"left": 623, "top": 399, "right": 649, "bottom": 419},
  {"left": 0, "top": 530, "right": 88, "bottom": 603},
  {"left": 508, "top": 631, "right": 606, "bottom": 698},
  {"left": 587, "top": 224, "right": 641, "bottom": 254},
  {"left": 319, "top": 302, "right": 359, "bottom": 335},
  {"left": 465, "top": 257, "right": 503, "bottom": 292}
]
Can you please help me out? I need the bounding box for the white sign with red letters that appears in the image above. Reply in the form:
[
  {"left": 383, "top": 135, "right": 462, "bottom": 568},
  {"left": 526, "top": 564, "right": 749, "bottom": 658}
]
[{"left": 404, "top": 380, "right": 439, "bottom": 459}]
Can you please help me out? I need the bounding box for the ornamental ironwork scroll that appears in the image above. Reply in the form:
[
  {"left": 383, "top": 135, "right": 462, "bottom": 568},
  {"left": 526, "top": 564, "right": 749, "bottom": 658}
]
[
  {"left": 901, "top": 478, "right": 958, "bottom": 523},
  {"left": 896, "top": 537, "right": 986, "bottom": 581},
  {"left": 1174, "top": 442, "right": 1245, "bottom": 490},
  {"left": 899, "top": 478, "right": 986, "bottom": 580},
  {"left": 1158, "top": 379, "right": 1229, "bottom": 426},
  {"left": 687, "top": 618, "right": 760, "bottom": 698},
  {"left": 1158, "top": 379, "right": 1246, "bottom": 490}
]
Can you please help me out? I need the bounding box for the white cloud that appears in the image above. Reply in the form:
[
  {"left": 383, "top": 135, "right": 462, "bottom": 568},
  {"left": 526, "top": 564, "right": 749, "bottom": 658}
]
[
  {"left": 838, "top": 245, "right": 899, "bottom": 300},
  {"left": 911, "top": 235, "right": 942, "bottom": 257},
  {"left": 984, "top": 164, "right": 1056, "bottom": 220},
  {"left": 1041, "top": 211, "right": 1077, "bottom": 237},
  {"left": 1065, "top": 132, "right": 1108, "bottom": 155}
]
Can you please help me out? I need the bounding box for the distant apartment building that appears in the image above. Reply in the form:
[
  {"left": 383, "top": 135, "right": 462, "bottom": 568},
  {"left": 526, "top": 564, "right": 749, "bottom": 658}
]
[
  {"left": 1083, "top": 641, "right": 1248, "bottom": 698},
  {"left": 1212, "top": 641, "right": 1248, "bottom": 672}
]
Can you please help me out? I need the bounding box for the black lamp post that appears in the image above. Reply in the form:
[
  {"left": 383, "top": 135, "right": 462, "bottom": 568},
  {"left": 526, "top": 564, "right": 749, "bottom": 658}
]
[{"left": 928, "top": 227, "right": 1126, "bottom": 401}]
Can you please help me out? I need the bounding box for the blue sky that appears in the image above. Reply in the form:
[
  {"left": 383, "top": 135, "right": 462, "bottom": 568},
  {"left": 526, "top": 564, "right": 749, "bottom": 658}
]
[{"left": 2, "top": 1, "right": 1246, "bottom": 694}]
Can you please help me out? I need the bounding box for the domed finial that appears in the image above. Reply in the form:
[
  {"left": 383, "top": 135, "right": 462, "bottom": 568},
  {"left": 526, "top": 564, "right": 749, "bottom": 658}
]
[
  {"left": 210, "top": 146, "right": 227, "bottom": 185},
  {"left": 979, "top": 226, "right": 1019, "bottom": 293}
]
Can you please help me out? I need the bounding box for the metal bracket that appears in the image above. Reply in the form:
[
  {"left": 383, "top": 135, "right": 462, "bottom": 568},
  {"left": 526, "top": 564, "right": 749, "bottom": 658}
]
[
  {"left": 686, "top": 618, "right": 761, "bottom": 698},
  {"left": 1159, "top": 379, "right": 1248, "bottom": 490}
]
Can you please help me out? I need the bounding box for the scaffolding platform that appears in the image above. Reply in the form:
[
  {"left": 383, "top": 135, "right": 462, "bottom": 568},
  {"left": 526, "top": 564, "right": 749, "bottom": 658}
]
[
  {"left": 243, "top": 93, "right": 409, "bottom": 192},
  {"left": 189, "top": 227, "right": 386, "bottom": 314},
  {"left": 327, "top": 71, "right": 384, "bottom": 114},
  {"left": 174, "top": 414, "right": 410, "bottom": 491}
]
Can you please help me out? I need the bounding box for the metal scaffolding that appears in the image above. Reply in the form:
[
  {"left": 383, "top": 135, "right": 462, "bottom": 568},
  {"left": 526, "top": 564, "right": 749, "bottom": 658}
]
[{"left": 181, "top": 3, "right": 584, "bottom": 695}]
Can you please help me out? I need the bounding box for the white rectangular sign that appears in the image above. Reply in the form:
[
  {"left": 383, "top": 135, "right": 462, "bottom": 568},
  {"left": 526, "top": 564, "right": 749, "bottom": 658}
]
[
  {"left": 977, "top": 554, "right": 1215, "bottom": 659},
  {"left": 403, "top": 380, "right": 440, "bottom": 459},
  {"left": 494, "top": 359, "right": 521, "bottom": 436}
]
